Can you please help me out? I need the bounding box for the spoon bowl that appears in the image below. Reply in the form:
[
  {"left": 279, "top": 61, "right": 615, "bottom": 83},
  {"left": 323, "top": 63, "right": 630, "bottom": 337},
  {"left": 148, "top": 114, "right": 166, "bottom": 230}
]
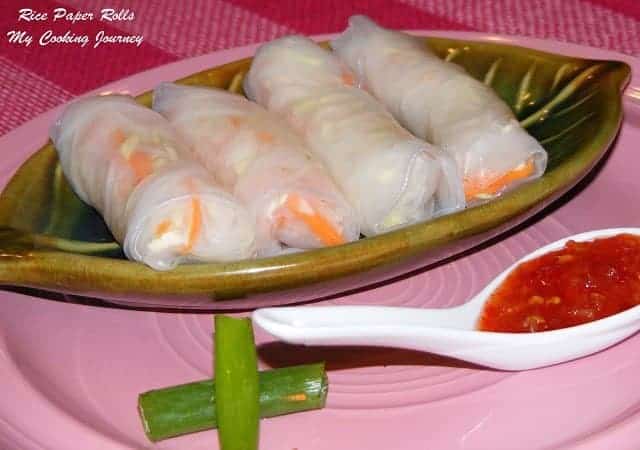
[{"left": 253, "top": 228, "right": 640, "bottom": 370}]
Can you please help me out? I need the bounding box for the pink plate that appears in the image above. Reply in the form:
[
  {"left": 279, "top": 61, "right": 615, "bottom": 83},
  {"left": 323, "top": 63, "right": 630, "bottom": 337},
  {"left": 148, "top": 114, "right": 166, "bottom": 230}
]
[{"left": 1, "top": 33, "right": 640, "bottom": 449}]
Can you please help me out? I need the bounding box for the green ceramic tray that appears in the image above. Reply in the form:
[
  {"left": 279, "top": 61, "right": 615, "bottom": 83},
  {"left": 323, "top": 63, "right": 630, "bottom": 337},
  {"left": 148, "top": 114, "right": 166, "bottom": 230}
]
[{"left": 0, "top": 35, "right": 630, "bottom": 309}]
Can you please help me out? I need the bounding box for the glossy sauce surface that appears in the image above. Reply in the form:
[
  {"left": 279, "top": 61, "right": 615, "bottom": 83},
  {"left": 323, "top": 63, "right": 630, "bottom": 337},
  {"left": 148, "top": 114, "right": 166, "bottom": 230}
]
[{"left": 478, "top": 234, "right": 640, "bottom": 332}]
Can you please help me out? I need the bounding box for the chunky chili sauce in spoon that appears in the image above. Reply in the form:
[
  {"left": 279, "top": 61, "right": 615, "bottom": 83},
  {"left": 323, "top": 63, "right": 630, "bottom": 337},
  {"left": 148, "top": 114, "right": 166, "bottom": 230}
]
[{"left": 478, "top": 234, "right": 640, "bottom": 332}]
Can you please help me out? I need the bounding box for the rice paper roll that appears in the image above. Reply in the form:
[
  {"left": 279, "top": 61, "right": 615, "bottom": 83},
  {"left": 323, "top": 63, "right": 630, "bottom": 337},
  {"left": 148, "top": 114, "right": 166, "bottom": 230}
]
[
  {"left": 153, "top": 83, "right": 359, "bottom": 256},
  {"left": 50, "top": 95, "right": 257, "bottom": 270},
  {"left": 244, "top": 35, "right": 465, "bottom": 236},
  {"left": 331, "top": 15, "right": 548, "bottom": 202}
]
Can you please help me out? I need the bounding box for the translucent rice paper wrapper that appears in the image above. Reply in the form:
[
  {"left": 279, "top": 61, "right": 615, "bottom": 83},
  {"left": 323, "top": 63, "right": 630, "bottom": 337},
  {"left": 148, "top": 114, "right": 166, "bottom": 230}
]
[
  {"left": 153, "top": 83, "right": 360, "bottom": 256},
  {"left": 244, "top": 35, "right": 465, "bottom": 236},
  {"left": 331, "top": 15, "right": 548, "bottom": 202},
  {"left": 50, "top": 94, "right": 257, "bottom": 270},
  {"left": 124, "top": 163, "right": 257, "bottom": 270}
]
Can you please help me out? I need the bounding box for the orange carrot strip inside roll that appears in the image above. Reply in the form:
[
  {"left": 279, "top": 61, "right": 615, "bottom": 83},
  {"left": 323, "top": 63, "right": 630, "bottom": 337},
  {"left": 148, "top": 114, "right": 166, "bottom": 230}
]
[
  {"left": 341, "top": 70, "right": 356, "bottom": 86},
  {"left": 129, "top": 151, "right": 154, "bottom": 183},
  {"left": 464, "top": 159, "right": 536, "bottom": 201},
  {"left": 228, "top": 116, "right": 244, "bottom": 128},
  {"left": 285, "top": 194, "right": 345, "bottom": 246},
  {"left": 256, "top": 131, "right": 275, "bottom": 144},
  {"left": 112, "top": 129, "right": 127, "bottom": 146},
  {"left": 181, "top": 197, "right": 202, "bottom": 254},
  {"left": 154, "top": 219, "right": 172, "bottom": 238}
]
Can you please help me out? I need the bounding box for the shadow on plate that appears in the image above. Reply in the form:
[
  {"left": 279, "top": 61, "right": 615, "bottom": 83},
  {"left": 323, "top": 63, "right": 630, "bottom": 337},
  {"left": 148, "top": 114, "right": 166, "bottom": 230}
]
[{"left": 257, "top": 341, "right": 491, "bottom": 371}]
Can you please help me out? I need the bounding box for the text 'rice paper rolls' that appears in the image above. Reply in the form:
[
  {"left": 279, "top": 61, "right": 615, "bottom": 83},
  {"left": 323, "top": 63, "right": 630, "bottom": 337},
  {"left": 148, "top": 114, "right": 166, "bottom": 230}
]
[
  {"left": 331, "top": 15, "right": 547, "bottom": 203},
  {"left": 153, "top": 83, "right": 359, "bottom": 256},
  {"left": 244, "top": 35, "right": 465, "bottom": 237},
  {"left": 50, "top": 95, "right": 257, "bottom": 270}
]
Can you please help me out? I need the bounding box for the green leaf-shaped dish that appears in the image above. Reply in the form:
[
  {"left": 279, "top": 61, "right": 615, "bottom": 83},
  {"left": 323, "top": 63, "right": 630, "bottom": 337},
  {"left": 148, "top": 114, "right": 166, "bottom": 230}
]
[{"left": 0, "top": 35, "right": 630, "bottom": 309}]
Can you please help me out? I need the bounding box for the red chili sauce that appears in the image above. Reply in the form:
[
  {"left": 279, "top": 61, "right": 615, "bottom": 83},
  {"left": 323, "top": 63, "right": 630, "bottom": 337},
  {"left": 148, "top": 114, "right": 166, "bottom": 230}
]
[{"left": 478, "top": 234, "right": 640, "bottom": 333}]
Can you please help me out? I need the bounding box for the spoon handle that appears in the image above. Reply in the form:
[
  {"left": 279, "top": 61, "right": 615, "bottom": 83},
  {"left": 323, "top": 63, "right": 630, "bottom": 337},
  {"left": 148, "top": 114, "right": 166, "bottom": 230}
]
[{"left": 252, "top": 305, "right": 476, "bottom": 347}]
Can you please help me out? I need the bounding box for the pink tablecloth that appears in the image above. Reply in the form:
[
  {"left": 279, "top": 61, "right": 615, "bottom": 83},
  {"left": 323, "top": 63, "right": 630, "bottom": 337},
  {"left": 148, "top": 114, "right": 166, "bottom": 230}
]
[{"left": 1, "top": 0, "right": 638, "bottom": 136}]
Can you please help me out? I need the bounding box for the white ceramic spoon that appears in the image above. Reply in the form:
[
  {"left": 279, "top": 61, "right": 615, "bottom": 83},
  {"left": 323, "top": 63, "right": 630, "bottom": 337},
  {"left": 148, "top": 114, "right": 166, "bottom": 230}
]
[{"left": 253, "top": 228, "right": 640, "bottom": 371}]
